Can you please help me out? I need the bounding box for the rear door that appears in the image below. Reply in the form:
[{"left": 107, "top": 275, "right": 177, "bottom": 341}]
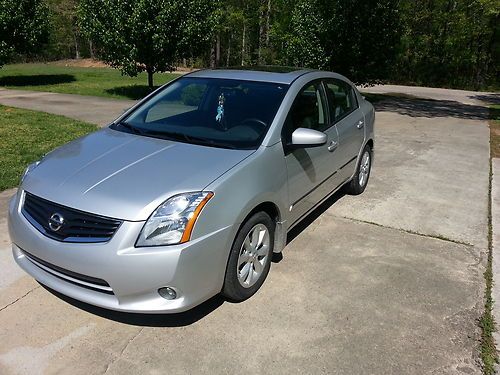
[
  {"left": 282, "top": 81, "right": 341, "bottom": 226},
  {"left": 323, "top": 79, "right": 365, "bottom": 181}
]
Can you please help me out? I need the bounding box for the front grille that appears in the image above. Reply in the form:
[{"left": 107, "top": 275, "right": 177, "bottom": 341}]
[
  {"left": 22, "top": 249, "right": 114, "bottom": 294},
  {"left": 22, "top": 192, "right": 122, "bottom": 243}
]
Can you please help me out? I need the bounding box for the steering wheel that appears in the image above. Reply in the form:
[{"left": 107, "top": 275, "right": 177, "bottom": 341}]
[{"left": 239, "top": 118, "right": 267, "bottom": 131}]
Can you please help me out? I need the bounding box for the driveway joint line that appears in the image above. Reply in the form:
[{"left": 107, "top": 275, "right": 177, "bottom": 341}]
[
  {"left": 337, "top": 215, "right": 474, "bottom": 247},
  {"left": 103, "top": 327, "right": 144, "bottom": 374},
  {"left": 0, "top": 286, "right": 40, "bottom": 312}
]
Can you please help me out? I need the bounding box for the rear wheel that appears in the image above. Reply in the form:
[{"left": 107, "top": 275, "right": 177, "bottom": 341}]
[
  {"left": 222, "top": 212, "right": 274, "bottom": 302},
  {"left": 344, "top": 145, "right": 372, "bottom": 195}
]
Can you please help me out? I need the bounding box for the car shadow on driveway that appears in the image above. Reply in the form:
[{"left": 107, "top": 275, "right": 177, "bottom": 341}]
[
  {"left": 40, "top": 283, "right": 226, "bottom": 327},
  {"left": 39, "top": 191, "right": 348, "bottom": 327},
  {"left": 372, "top": 96, "right": 489, "bottom": 120},
  {"left": 287, "top": 190, "right": 346, "bottom": 244}
]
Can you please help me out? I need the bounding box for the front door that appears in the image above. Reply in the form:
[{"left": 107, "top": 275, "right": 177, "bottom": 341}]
[{"left": 283, "top": 81, "right": 341, "bottom": 227}]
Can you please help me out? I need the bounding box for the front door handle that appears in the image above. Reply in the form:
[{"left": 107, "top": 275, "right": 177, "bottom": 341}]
[
  {"left": 327, "top": 140, "right": 338, "bottom": 152},
  {"left": 357, "top": 120, "right": 364, "bottom": 129}
]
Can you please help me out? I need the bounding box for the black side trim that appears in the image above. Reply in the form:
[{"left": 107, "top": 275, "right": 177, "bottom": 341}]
[
  {"left": 292, "top": 170, "right": 338, "bottom": 207},
  {"left": 340, "top": 155, "right": 357, "bottom": 170},
  {"left": 289, "top": 177, "right": 350, "bottom": 230}
]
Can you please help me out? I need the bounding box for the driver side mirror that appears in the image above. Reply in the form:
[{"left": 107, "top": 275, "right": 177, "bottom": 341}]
[{"left": 290, "top": 128, "right": 327, "bottom": 148}]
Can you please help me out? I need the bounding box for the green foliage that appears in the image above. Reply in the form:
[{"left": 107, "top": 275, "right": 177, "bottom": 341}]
[
  {"left": 0, "top": 105, "right": 97, "bottom": 190},
  {"left": 78, "top": 0, "right": 219, "bottom": 87},
  {"left": 2, "top": 0, "right": 498, "bottom": 89},
  {"left": 282, "top": 0, "right": 400, "bottom": 84},
  {"left": 285, "top": 0, "right": 327, "bottom": 69},
  {"left": 397, "top": 0, "right": 499, "bottom": 89},
  {"left": 0, "top": 0, "right": 50, "bottom": 67},
  {"left": 44, "top": 0, "right": 90, "bottom": 60}
]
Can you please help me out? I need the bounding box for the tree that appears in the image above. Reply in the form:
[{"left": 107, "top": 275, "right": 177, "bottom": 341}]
[
  {"left": 285, "top": 0, "right": 327, "bottom": 69},
  {"left": 397, "top": 0, "right": 499, "bottom": 89},
  {"left": 284, "top": 0, "right": 400, "bottom": 84},
  {"left": 0, "top": 0, "right": 50, "bottom": 67},
  {"left": 78, "top": 0, "right": 219, "bottom": 88},
  {"left": 44, "top": 0, "right": 83, "bottom": 60}
]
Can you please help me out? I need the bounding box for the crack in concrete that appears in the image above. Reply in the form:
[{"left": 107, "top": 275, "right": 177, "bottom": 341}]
[
  {"left": 338, "top": 215, "right": 475, "bottom": 247},
  {"left": 0, "top": 286, "right": 40, "bottom": 312},
  {"left": 103, "top": 327, "right": 144, "bottom": 374}
]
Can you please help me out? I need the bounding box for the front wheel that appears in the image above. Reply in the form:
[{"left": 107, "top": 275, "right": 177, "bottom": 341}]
[
  {"left": 344, "top": 145, "right": 372, "bottom": 195},
  {"left": 222, "top": 212, "right": 275, "bottom": 302}
]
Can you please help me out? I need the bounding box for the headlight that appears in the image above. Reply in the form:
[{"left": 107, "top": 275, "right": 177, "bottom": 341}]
[
  {"left": 136, "top": 192, "right": 213, "bottom": 247},
  {"left": 20, "top": 160, "right": 41, "bottom": 184}
]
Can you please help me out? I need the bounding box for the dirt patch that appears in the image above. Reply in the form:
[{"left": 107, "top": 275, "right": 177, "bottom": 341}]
[
  {"left": 48, "top": 59, "right": 110, "bottom": 68},
  {"left": 47, "top": 59, "right": 196, "bottom": 74}
]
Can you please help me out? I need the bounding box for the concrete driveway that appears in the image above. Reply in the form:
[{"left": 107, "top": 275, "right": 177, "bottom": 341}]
[
  {"left": 0, "top": 89, "right": 135, "bottom": 126},
  {"left": 0, "top": 87, "right": 491, "bottom": 374}
]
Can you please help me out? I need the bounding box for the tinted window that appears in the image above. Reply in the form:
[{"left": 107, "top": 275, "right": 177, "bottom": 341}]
[
  {"left": 115, "top": 77, "right": 288, "bottom": 150},
  {"left": 324, "top": 79, "right": 358, "bottom": 122},
  {"left": 284, "top": 82, "right": 327, "bottom": 140}
]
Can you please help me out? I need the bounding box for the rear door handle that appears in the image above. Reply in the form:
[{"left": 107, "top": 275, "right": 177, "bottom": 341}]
[
  {"left": 327, "top": 140, "right": 338, "bottom": 152},
  {"left": 357, "top": 120, "right": 364, "bottom": 129}
]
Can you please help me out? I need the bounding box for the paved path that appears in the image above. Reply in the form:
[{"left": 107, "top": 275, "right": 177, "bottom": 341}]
[
  {"left": 362, "top": 84, "right": 499, "bottom": 107},
  {"left": 0, "top": 89, "right": 136, "bottom": 126},
  {"left": 0, "top": 86, "right": 492, "bottom": 374}
]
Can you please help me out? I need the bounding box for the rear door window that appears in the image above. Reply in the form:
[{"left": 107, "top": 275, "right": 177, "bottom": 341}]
[{"left": 324, "top": 79, "right": 358, "bottom": 123}]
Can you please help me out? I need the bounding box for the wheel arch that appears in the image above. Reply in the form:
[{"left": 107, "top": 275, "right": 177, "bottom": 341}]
[
  {"left": 366, "top": 138, "right": 374, "bottom": 150},
  {"left": 232, "top": 200, "right": 286, "bottom": 257}
]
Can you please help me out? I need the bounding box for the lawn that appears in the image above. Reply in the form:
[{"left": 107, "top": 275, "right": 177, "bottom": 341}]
[
  {"left": 0, "top": 105, "right": 97, "bottom": 191},
  {"left": 491, "top": 105, "right": 500, "bottom": 159},
  {"left": 0, "top": 63, "right": 178, "bottom": 100}
]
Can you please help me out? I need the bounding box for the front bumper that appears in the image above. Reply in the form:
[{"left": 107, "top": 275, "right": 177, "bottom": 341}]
[{"left": 8, "top": 190, "right": 233, "bottom": 313}]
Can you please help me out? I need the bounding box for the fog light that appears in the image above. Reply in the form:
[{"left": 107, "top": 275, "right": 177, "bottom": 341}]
[{"left": 158, "top": 287, "right": 177, "bottom": 300}]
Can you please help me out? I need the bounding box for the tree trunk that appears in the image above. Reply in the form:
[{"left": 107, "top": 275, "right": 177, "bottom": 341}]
[
  {"left": 266, "top": 0, "right": 271, "bottom": 45},
  {"left": 74, "top": 33, "right": 81, "bottom": 59},
  {"left": 216, "top": 33, "right": 221, "bottom": 67},
  {"left": 89, "top": 40, "right": 95, "bottom": 59},
  {"left": 210, "top": 46, "right": 215, "bottom": 68},
  {"left": 241, "top": 23, "right": 246, "bottom": 66},
  {"left": 258, "top": 0, "right": 272, "bottom": 65},
  {"left": 227, "top": 34, "right": 231, "bottom": 66},
  {"left": 258, "top": 2, "right": 265, "bottom": 64},
  {"left": 147, "top": 68, "right": 154, "bottom": 89}
]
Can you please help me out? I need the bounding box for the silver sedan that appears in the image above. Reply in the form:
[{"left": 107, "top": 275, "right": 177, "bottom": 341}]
[{"left": 8, "top": 68, "right": 375, "bottom": 313}]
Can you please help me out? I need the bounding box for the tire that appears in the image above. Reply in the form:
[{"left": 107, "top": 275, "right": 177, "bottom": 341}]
[
  {"left": 344, "top": 145, "right": 372, "bottom": 195},
  {"left": 222, "top": 211, "right": 275, "bottom": 302}
]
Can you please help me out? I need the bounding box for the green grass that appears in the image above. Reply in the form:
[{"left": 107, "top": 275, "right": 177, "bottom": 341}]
[
  {"left": 0, "top": 105, "right": 97, "bottom": 191},
  {"left": 479, "top": 105, "right": 500, "bottom": 374},
  {"left": 491, "top": 105, "right": 500, "bottom": 159},
  {"left": 480, "top": 158, "right": 497, "bottom": 375},
  {"left": 0, "top": 63, "right": 178, "bottom": 100}
]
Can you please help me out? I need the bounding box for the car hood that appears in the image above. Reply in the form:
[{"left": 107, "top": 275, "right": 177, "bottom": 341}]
[{"left": 22, "top": 128, "right": 255, "bottom": 221}]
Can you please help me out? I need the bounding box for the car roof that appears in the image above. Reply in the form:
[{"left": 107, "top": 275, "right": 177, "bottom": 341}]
[{"left": 185, "top": 67, "right": 317, "bottom": 85}]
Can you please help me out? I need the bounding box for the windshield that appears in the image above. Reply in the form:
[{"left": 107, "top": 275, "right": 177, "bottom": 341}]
[{"left": 113, "top": 77, "right": 288, "bottom": 149}]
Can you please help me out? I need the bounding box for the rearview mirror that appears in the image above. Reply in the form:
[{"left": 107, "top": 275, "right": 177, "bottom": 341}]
[{"left": 291, "top": 128, "right": 327, "bottom": 148}]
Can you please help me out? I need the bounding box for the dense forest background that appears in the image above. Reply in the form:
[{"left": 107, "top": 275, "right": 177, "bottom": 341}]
[{"left": 20, "top": 0, "right": 500, "bottom": 89}]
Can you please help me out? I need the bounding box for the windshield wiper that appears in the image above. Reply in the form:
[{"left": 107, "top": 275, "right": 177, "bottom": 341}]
[
  {"left": 142, "top": 130, "right": 238, "bottom": 150},
  {"left": 116, "top": 121, "right": 144, "bottom": 135}
]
